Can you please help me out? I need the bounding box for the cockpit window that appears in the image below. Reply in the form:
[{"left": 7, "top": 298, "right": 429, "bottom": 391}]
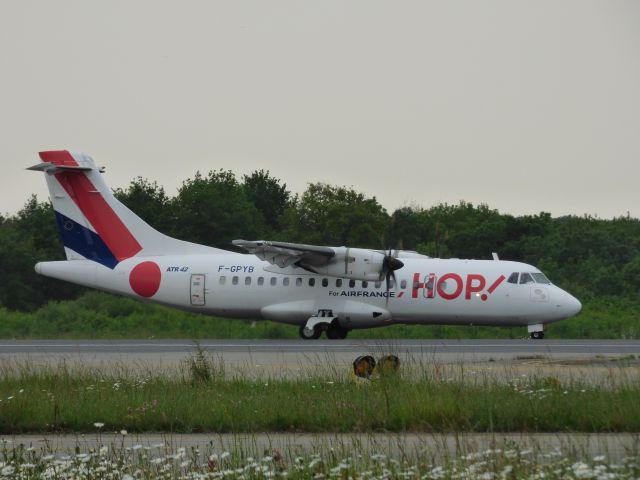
[
  {"left": 519, "top": 272, "right": 534, "bottom": 284},
  {"left": 531, "top": 272, "right": 551, "bottom": 284},
  {"left": 507, "top": 272, "right": 519, "bottom": 284}
]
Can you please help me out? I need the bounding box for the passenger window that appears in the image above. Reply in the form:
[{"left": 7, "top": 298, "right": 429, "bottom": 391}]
[
  {"left": 507, "top": 272, "right": 519, "bottom": 284},
  {"left": 283, "top": 277, "right": 290, "bottom": 286},
  {"left": 245, "top": 277, "right": 251, "bottom": 285},
  {"left": 219, "top": 276, "right": 226, "bottom": 285},
  {"left": 362, "top": 281, "right": 368, "bottom": 288},
  {"left": 374, "top": 281, "right": 381, "bottom": 289},
  {"left": 349, "top": 279, "right": 356, "bottom": 288},
  {"left": 296, "top": 278, "right": 302, "bottom": 287},
  {"left": 400, "top": 279, "right": 407, "bottom": 289},
  {"left": 257, "top": 277, "right": 264, "bottom": 286},
  {"left": 270, "top": 277, "right": 277, "bottom": 286},
  {"left": 232, "top": 276, "right": 239, "bottom": 285},
  {"left": 336, "top": 279, "right": 343, "bottom": 287},
  {"left": 519, "top": 273, "right": 534, "bottom": 285},
  {"left": 322, "top": 278, "right": 328, "bottom": 287},
  {"left": 389, "top": 278, "right": 395, "bottom": 288},
  {"left": 309, "top": 278, "right": 315, "bottom": 287}
]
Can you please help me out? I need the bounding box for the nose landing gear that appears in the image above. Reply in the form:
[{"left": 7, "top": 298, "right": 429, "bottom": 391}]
[{"left": 528, "top": 324, "right": 545, "bottom": 340}]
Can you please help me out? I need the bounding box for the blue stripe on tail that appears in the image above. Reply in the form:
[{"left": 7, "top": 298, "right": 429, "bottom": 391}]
[{"left": 54, "top": 211, "right": 119, "bottom": 269}]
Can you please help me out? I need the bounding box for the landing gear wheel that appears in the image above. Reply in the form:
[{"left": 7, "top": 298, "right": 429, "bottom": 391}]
[
  {"left": 530, "top": 331, "right": 545, "bottom": 340},
  {"left": 353, "top": 355, "right": 376, "bottom": 378},
  {"left": 326, "top": 322, "right": 348, "bottom": 340},
  {"left": 299, "top": 324, "right": 322, "bottom": 340}
]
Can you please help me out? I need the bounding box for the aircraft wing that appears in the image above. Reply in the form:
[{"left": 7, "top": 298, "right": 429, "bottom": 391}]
[{"left": 232, "top": 240, "right": 335, "bottom": 268}]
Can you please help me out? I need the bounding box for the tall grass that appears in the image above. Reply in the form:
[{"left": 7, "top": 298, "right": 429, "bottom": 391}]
[
  {"left": 0, "top": 356, "right": 638, "bottom": 434},
  {"left": 1, "top": 434, "right": 638, "bottom": 479}
]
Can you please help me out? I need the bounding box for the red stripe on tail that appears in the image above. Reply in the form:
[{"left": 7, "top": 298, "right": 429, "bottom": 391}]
[{"left": 39, "top": 150, "right": 142, "bottom": 262}]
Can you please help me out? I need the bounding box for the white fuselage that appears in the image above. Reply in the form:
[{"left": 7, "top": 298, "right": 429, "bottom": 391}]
[{"left": 36, "top": 252, "right": 582, "bottom": 330}]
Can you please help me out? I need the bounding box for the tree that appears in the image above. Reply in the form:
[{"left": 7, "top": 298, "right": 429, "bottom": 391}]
[
  {"left": 0, "top": 196, "right": 81, "bottom": 310},
  {"left": 282, "top": 183, "right": 389, "bottom": 248},
  {"left": 242, "top": 170, "right": 291, "bottom": 233},
  {"left": 114, "top": 178, "right": 176, "bottom": 236},
  {"left": 173, "top": 170, "right": 266, "bottom": 248}
]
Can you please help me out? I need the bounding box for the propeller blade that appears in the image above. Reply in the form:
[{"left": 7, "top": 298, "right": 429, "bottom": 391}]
[
  {"left": 381, "top": 247, "right": 404, "bottom": 305},
  {"left": 385, "top": 270, "right": 391, "bottom": 305}
]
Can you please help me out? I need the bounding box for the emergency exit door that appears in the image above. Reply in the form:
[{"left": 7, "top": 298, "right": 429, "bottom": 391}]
[{"left": 190, "top": 274, "right": 206, "bottom": 306}]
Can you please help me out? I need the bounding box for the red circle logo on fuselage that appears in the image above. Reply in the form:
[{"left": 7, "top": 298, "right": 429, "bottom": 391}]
[{"left": 129, "top": 261, "right": 162, "bottom": 297}]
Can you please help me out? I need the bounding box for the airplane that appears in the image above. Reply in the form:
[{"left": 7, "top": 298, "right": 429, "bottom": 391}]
[{"left": 28, "top": 150, "right": 582, "bottom": 340}]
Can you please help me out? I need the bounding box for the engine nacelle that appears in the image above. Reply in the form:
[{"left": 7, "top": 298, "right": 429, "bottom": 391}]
[
  {"left": 309, "top": 247, "right": 386, "bottom": 282},
  {"left": 337, "top": 300, "right": 392, "bottom": 328}
]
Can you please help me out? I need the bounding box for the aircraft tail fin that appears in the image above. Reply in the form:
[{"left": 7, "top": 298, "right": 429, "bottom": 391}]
[{"left": 29, "top": 150, "right": 222, "bottom": 268}]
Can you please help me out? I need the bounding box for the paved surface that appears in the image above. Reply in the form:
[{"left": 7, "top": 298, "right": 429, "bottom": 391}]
[
  {"left": 2, "top": 433, "right": 639, "bottom": 461},
  {"left": 1, "top": 340, "right": 639, "bottom": 379},
  {"left": 2, "top": 339, "right": 639, "bottom": 355}
]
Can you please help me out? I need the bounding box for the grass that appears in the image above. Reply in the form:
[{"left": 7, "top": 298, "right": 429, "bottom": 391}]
[
  {"left": 0, "top": 291, "right": 638, "bottom": 339},
  {"left": 0, "top": 353, "right": 639, "bottom": 434}
]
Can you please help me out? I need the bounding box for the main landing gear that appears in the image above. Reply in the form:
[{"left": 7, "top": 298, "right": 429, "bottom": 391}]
[
  {"left": 299, "top": 324, "right": 322, "bottom": 340},
  {"left": 299, "top": 310, "right": 349, "bottom": 340},
  {"left": 299, "top": 321, "right": 349, "bottom": 340}
]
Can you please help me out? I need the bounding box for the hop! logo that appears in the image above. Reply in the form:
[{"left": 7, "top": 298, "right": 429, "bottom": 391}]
[{"left": 411, "top": 273, "right": 505, "bottom": 301}]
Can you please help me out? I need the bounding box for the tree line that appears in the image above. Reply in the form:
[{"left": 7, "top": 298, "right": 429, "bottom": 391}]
[{"left": 0, "top": 169, "right": 638, "bottom": 311}]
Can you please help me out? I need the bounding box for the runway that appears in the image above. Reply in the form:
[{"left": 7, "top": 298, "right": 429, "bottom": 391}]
[
  {"left": 1, "top": 338, "right": 639, "bottom": 356},
  {"left": 1, "top": 340, "right": 639, "bottom": 378}
]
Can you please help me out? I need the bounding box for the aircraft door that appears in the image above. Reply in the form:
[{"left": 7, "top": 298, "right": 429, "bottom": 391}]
[{"left": 190, "top": 274, "right": 206, "bottom": 306}]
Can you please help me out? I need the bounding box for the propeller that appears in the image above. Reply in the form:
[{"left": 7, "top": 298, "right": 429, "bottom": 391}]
[{"left": 381, "top": 248, "right": 404, "bottom": 304}]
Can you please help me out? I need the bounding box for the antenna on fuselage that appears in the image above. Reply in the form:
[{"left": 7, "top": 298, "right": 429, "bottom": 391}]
[{"left": 492, "top": 252, "right": 500, "bottom": 261}]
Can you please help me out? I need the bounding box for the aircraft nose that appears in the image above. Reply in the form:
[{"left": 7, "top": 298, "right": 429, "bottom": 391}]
[{"left": 564, "top": 293, "right": 582, "bottom": 317}]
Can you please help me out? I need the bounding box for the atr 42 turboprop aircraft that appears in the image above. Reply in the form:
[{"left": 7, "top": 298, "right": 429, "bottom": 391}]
[{"left": 29, "top": 151, "right": 582, "bottom": 340}]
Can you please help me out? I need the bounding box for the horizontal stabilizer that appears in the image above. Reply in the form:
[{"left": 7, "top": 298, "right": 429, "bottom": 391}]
[{"left": 27, "top": 162, "right": 92, "bottom": 173}]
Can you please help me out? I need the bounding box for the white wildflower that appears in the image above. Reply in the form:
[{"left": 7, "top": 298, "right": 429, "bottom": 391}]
[{"left": 1, "top": 466, "right": 15, "bottom": 475}]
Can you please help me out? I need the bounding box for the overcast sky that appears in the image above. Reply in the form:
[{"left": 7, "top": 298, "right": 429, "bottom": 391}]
[{"left": 1, "top": 1, "right": 638, "bottom": 219}]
